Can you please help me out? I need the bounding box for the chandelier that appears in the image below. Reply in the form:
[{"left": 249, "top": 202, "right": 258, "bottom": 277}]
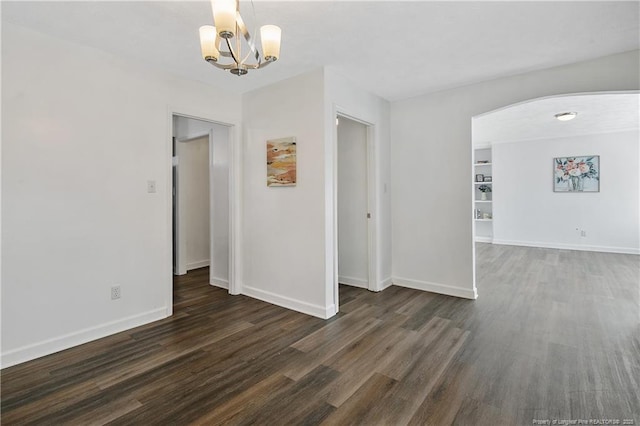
[{"left": 199, "top": 0, "right": 282, "bottom": 76}]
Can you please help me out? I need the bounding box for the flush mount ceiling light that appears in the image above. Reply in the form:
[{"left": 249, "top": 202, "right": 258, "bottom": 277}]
[
  {"left": 199, "top": 0, "right": 281, "bottom": 76},
  {"left": 554, "top": 112, "right": 578, "bottom": 121}
]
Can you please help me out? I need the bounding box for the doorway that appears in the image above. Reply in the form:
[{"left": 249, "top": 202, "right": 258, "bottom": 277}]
[
  {"left": 172, "top": 115, "right": 231, "bottom": 292},
  {"left": 470, "top": 91, "right": 640, "bottom": 293},
  {"left": 336, "top": 115, "right": 374, "bottom": 294}
]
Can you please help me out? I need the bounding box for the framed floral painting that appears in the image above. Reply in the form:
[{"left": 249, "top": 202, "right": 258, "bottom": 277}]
[{"left": 553, "top": 155, "right": 599, "bottom": 192}]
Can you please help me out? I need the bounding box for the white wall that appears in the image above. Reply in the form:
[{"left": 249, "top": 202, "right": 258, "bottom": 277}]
[
  {"left": 337, "top": 117, "right": 369, "bottom": 288},
  {"left": 177, "top": 136, "right": 211, "bottom": 270},
  {"left": 324, "top": 68, "right": 393, "bottom": 298},
  {"left": 241, "top": 67, "right": 392, "bottom": 319},
  {"left": 1, "top": 23, "right": 241, "bottom": 367},
  {"left": 391, "top": 50, "right": 640, "bottom": 299},
  {"left": 493, "top": 130, "right": 639, "bottom": 254},
  {"left": 173, "top": 117, "right": 230, "bottom": 287},
  {"left": 242, "top": 69, "right": 330, "bottom": 318},
  {"left": 5, "top": 21, "right": 636, "bottom": 369}
]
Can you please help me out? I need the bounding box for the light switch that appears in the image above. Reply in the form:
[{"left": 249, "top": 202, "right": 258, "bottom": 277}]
[{"left": 147, "top": 180, "right": 157, "bottom": 193}]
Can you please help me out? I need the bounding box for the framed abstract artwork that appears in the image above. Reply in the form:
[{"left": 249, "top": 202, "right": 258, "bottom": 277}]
[
  {"left": 553, "top": 155, "right": 600, "bottom": 192},
  {"left": 267, "top": 137, "right": 297, "bottom": 186}
]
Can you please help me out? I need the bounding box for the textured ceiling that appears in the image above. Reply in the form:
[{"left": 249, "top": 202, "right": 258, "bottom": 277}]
[
  {"left": 473, "top": 92, "right": 640, "bottom": 145},
  {"left": 2, "top": 1, "right": 639, "bottom": 101}
]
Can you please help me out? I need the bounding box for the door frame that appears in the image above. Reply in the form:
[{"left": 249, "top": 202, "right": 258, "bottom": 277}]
[
  {"left": 166, "top": 107, "right": 241, "bottom": 317},
  {"left": 332, "top": 108, "right": 378, "bottom": 313}
]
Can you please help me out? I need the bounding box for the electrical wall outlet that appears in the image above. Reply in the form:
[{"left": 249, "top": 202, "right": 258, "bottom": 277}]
[
  {"left": 111, "top": 286, "right": 121, "bottom": 300},
  {"left": 581, "top": 230, "right": 587, "bottom": 237}
]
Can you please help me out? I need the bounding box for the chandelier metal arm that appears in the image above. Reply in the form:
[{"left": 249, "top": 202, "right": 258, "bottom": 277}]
[
  {"left": 235, "top": 13, "right": 261, "bottom": 65},
  {"left": 225, "top": 37, "right": 241, "bottom": 66},
  {"left": 206, "top": 58, "right": 272, "bottom": 71}
]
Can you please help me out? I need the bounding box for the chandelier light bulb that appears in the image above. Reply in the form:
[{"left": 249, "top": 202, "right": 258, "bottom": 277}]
[
  {"left": 261, "top": 25, "right": 282, "bottom": 62},
  {"left": 212, "top": 0, "right": 237, "bottom": 39},
  {"left": 199, "top": 26, "right": 220, "bottom": 62}
]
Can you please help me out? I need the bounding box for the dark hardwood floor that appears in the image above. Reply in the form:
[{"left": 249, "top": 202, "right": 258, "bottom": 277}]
[{"left": 2, "top": 244, "right": 639, "bottom": 425}]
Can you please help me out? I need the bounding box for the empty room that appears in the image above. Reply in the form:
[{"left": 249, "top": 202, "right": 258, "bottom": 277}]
[{"left": 2, "top": 1, "right": 639, "bottom": 425}]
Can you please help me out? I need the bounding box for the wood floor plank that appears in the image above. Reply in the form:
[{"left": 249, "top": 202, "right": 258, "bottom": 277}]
[
  {"left": 93, "top": 319, "right": 254, "bottom": 389},
  {"left": 408, "top": 360, "right": 476, "bottom": 426},
  {"left": 283, "top": 314, "right": 382, "bottom": 381},
  {"left": 0, "top": 380, "right": 104, "bottom": 424},
  {"left": 2, "top": 246, "right": 639, "bottom": 425},
  {"left": 229, "top": 365, "right": 340, "bottom": 425},
  {"left": 451, "top": 397, "right": 517, "bottom": 425},
  {"left": 322, "top": 313, "right": 408, "bottom": 373},
  {"left": 357, "top": 326, "right": 469, "bottom": 425},
  {"left": 320, "top": 372, "right": 398, "bottom": 425},
  {"left": 188, "top": 373, "right": 294, "bottom": 425},
  {"left": 320, "top": 323, "right": 412, "bottom": 407},
  {"left": 290, "top": 303, "right": 378, "bottom": 352},
  {"left": 377, "top": 316, "right": 451, "bottom": 380}
]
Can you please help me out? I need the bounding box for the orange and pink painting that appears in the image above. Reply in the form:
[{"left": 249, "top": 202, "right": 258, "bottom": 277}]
[{"left": 267, "top": 137, "right": 297, "bottom": 186}]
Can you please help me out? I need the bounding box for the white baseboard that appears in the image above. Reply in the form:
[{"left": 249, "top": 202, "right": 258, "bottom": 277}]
[
  {"left": 242, "top": 285, "right": 336, "bottom": 319},
  {"left": 377, "top": 277, "right": 393, "bottom": 292},
  {"left": 475, "top": 236, "right": 493, "bottom": 243},
  {"left": 210, "top": 277, "right": 229, "bottom": 289},
  {"left": 492, "top": 239, "right": 640, "bottom": 255},
  {"left": 186, "top": 260, "right": 210, "bottom": 270},
  {"left": 338, "top": 275, "right": 368, "bottom": 289},
  {"left": 392, "top": 277, "right": 477, "bottom": 299},
  {"left": 1, "top": 308, "right": 167, "bottom": 369},
  {"left": 337, "top": 276, "right": 394, "bottom": 292}
]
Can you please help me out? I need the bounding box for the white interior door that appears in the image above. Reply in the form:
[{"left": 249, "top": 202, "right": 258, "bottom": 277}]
[
  {"left": 337, "top": 116, "right": 369, "bottom": 288},
  {"left": 177, "top": 136, "right": 211, "bottom": 273},
  {"left": 208, "top": 126, "right": 230, "bottom": 289}
]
